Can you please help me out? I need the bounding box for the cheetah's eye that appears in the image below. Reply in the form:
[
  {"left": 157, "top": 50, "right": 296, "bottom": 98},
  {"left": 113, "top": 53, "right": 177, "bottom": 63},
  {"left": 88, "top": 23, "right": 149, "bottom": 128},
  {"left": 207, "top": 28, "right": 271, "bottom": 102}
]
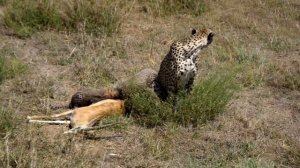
[{"left": 191, "top": 28, "right": 197, "bottom": 35}]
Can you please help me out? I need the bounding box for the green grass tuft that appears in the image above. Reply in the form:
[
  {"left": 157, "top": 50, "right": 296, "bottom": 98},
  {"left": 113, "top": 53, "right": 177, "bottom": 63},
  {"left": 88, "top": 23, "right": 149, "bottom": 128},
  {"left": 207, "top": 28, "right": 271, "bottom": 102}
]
[
  {"left": 4, "top": 0, "right": 62, "bottom": 38},
  {"left": 0, "top": 0, "right": 6, "bottom": 6},
  {"left": 267, "top": 37, "right": 290, "bottom": 53},
  {"left": 231, "top": 47, "right": 266, "bottom": 88},
  {"left": 3, "top": 0, "right": 121, "bottom": 38},
  {"left": 61, "top": 0, "right": 121, "bottom": 36},
  {"left": 0, "top": 49, "right": 27, "bottom": 84},
  {"left": 124, "top": 85, "right": 173, "bottom": 127},
  {"left": 234, "top": 48, "right": 261, "bottom": 64},
  {"left": 175, "top": 70, "right": 237, "bottom": 126},
  {"left": 0, "top": 108, "right": 15, "bottom": 138},
  {"left": 124, "top": 70, "right": 237, "bottom": 127}
]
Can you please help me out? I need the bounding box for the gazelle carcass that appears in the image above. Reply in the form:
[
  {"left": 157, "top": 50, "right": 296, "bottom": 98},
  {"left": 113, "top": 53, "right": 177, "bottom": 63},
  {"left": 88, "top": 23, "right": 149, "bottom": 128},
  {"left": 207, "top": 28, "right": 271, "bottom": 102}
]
[{"left": 27, "top": 99, "right": 125, "bottom": 134}]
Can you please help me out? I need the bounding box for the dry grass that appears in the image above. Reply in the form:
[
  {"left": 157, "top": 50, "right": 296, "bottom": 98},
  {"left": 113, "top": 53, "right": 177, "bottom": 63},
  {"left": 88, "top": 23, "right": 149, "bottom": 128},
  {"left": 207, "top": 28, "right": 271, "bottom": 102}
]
[
  {"left": 266, "top": 59, "right": 300, "bottom": 90},
  {"left": 0, "top": 0, "right": 299, "bottom": 167},
  {"left": 142, "top": 0, "right": 207, "bottom": 17}
]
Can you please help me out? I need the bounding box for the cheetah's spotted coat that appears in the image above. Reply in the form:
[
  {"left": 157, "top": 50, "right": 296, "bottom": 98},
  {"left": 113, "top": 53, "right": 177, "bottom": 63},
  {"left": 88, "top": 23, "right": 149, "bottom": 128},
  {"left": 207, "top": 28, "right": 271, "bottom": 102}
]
[{"left": 156, "top": 28, "right": 214, "bottom": 99}]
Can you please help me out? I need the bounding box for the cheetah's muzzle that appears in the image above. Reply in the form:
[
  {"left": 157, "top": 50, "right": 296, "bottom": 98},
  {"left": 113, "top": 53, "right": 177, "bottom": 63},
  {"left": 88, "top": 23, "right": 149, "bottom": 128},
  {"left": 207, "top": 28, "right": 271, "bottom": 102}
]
[{"left": 207, "top": 32, "right": 214, "bottom": 45}]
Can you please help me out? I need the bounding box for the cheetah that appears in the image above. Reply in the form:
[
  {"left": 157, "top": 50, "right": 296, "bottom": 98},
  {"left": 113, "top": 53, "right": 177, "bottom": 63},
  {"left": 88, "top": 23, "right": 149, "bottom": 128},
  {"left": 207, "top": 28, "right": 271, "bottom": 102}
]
[{"left": 156, "top": 28, "right": 214, "bottom": 100}]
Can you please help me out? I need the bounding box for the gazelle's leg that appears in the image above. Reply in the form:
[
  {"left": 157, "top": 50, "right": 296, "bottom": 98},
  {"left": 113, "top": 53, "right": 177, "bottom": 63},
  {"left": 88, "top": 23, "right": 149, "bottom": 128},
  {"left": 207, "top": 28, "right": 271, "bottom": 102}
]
[
  {"left": 63, "top": 124, "right": 116, "bottom": 134},
  {"left": 27, "top": 115, "right": 49, "bottom": 120},
  {"left": 80, "top": 123, "right": 116, "bottom": 131},
  {"left": 50, "top": 110, "right": 74, "bottom": 118},
  {"left": 27, "top": 110, "right": 74, "bottom": 120},
  {"left": 63, "top": 127, "right": 80, "bottom": 134},
  {"left": 29, "top": 120, "right": 70, "bottom": 124}
]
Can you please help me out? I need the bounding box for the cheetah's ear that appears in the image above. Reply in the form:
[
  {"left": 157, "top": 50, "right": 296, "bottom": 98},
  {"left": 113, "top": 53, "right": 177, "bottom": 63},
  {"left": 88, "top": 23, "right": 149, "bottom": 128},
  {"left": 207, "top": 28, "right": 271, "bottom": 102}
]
[{"left": 191, "top": 28, "right": 197, "bottom": 35}]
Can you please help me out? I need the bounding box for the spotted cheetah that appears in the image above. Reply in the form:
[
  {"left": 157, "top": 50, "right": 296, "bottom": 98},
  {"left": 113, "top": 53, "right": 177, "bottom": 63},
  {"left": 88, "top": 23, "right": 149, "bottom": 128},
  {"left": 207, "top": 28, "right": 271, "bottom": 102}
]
[{"left": 156, "top": 28, "right": 214, "bottom": 100}]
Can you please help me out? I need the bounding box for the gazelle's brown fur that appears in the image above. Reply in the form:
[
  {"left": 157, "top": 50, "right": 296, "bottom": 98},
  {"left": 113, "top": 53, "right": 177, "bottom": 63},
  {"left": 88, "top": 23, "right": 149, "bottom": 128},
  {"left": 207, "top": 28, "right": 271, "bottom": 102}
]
[{"left": 28, "top": 99, "right": 125, "bottom": 133}]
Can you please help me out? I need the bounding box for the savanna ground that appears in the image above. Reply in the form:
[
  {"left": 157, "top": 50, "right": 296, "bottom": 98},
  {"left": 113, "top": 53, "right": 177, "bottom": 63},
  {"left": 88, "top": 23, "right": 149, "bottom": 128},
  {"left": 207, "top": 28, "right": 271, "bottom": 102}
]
[{"left": 0, "top": 0, "right": 299, "bottom": 167}]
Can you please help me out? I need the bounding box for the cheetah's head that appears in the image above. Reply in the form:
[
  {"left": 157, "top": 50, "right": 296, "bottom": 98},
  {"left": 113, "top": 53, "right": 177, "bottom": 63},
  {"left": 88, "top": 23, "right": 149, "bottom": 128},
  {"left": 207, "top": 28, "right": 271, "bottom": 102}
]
[
  {"left": 190, "top": 28, "right": 214, "bottom": 48},
  {"left": 172, "top": 28, "right": 214, "bottom": 60}
]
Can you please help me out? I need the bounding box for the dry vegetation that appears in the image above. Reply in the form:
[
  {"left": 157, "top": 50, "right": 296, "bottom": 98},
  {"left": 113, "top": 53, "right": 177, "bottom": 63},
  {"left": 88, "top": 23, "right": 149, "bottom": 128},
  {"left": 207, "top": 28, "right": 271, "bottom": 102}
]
[{"left": 0, "top": 0, "right": 299, "bottom": 167}]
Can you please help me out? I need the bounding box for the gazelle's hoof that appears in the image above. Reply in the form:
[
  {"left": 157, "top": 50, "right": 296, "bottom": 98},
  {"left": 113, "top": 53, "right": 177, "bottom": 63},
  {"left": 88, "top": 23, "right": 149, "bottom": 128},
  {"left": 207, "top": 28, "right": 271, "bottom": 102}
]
[{"left": 63, "top": 128, "right": 78, "bottom": 134}]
